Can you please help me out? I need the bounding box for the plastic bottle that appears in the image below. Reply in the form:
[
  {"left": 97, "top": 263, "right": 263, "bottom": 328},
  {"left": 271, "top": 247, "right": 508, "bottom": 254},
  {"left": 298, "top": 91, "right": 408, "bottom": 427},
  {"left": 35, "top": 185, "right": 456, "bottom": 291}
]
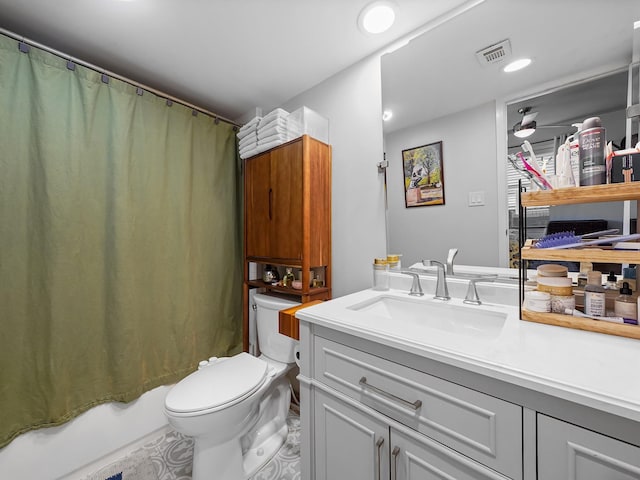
[
  {"left": 584, "top": 271, "right": 606, "bottom": 317},
  {"left": 615, "top": 282, "right": 637, "bottom": 320}
]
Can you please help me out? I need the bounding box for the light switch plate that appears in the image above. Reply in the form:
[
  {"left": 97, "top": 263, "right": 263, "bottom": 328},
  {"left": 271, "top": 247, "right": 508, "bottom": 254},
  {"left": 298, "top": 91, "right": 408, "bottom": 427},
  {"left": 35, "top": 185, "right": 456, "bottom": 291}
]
[{"left": 468, "top": 191, "right": 485, "bottom": 206}]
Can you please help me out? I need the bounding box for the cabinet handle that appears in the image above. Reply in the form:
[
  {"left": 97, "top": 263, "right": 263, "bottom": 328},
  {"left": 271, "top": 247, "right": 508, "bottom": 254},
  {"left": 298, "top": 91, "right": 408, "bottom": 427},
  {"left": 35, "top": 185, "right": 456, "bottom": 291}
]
[
  {"left": 359, "top": 376, "right": 422, "bottom": 411},
  {"left": 375, "top": 437, "right": 384, "bottom": 480},
  {"left": 268, "top": 188, "right": 273, "bottom": 220},
  {"left": 391, "top": 446, "right": 400, "bottom": 480}
]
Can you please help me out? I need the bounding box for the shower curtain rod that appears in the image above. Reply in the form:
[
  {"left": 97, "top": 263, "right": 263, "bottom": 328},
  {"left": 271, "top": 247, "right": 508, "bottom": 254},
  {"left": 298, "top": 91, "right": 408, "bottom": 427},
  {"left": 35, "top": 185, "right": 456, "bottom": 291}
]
[{"left": 0, "top": 27, "right": 241, "bottom": 128}]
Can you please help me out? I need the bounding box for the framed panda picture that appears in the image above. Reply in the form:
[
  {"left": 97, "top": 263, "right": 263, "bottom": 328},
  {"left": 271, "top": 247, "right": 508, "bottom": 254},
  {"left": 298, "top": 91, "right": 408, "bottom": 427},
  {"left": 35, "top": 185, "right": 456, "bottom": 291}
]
[{"left": 402, "top": 141, "right": 445, "bottom": 208}]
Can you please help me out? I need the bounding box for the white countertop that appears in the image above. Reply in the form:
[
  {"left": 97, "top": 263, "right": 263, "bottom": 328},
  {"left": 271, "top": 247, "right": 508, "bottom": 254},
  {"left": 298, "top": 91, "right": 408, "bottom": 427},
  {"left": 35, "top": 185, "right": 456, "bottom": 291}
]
[{"left": 296, "top": 275, "right": 640, "bottom": 423}]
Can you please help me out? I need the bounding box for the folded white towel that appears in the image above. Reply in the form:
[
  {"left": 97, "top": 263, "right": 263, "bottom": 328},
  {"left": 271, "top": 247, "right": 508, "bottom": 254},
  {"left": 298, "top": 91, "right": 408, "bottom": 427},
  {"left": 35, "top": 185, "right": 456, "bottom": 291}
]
[
  {"left": 261, "top": 108, "right": 288, "bottom": 123},
  {"left": 239, "top": 142, "right": 258, "bottom": 156},
  {"left": 238, "top": 115, "right": 261, "bottom": 132},
  {"left": 258, "top": 132, "right": 289, "bottom": 145},
  {"left": 239, "top": 147, "right": 259, "bottom": 159},
  {"left": 258, "top": 116, "right": 287, "bottom": 131},
  {"left": 258, "top": 125, "right": 289, "bottom": 140},
  {"left": 239, "top": 132, "right": 257, "bottom": 149},
  {"left": 237, "top": 126, "right": 259, "bottom": 141}
]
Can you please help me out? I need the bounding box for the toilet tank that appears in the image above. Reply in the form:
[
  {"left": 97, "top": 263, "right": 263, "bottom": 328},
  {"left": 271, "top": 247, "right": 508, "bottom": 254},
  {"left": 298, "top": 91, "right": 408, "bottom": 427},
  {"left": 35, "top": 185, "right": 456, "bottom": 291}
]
[{"left": 253, "top": 293, "right": 299, "bottom": 363}]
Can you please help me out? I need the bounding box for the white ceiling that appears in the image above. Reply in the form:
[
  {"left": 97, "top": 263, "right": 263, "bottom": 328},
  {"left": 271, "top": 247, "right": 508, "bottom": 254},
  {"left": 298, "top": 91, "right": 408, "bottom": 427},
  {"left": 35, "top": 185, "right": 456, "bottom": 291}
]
[
  {"left": 0, "top": 0, "right": 473, "bottom": 123},
  {"left": 1, "top": 0, "right": 639, "bottom": 132},
  {"left": 381, "top": 0, "right": 640, "bottom": 134}
]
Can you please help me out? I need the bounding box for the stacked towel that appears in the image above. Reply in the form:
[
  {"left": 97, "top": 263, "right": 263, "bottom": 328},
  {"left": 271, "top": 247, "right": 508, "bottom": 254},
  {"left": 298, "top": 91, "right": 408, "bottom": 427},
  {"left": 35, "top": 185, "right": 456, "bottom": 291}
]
[
  {"left": 253, "top": 109, "right": 293, "bottom": 154},
  {"left": 238, "top": 108, "right": 301, "bottom": 158},
  {"left": 237, "top": 116, "right": 261, "bottom": 159}
]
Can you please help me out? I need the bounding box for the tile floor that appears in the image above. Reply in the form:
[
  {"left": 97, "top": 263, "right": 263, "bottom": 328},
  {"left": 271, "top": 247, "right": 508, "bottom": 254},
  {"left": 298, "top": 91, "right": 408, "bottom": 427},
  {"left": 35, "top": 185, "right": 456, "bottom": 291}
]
[{"left": 135, "top": 411, "right": 301, "bottom": 480}]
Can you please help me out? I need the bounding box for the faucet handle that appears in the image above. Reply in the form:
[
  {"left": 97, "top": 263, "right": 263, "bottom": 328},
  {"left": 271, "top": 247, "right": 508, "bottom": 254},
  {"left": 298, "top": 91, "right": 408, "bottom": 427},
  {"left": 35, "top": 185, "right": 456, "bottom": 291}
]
[
  {"left": 400, "top": 271, "right": 424, "bottom": 296},
  {"left": 463, "top": 275, "right": 497, "bottom": 305},
  {"left": 446, "top": 248, "right": 458, "bottom": 275}
]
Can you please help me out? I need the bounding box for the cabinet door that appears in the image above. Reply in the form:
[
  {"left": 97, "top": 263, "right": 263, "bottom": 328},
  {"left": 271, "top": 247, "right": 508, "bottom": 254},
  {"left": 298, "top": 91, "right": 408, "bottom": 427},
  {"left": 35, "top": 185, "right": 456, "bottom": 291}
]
[
  {"left": 538, "top": 414, "right": 640, "bottom": 479},
  {"left": 269, "top": 141, "right": 303, "bottom": 261},
  {"left": 314, "top": 389, "right": 389, "bottom": 480},
  {"left": 245, "top": 151, "right": 272, "bottom": 258},
  {"left": 391, "top": 428, "right": 509, "bottom": 480}
]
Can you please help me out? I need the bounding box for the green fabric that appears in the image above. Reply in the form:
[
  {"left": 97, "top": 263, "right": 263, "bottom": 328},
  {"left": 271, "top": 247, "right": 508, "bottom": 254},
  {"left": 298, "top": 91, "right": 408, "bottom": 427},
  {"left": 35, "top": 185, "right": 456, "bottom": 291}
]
[{"left": 0, "top": 34, "right": 243, "bottom": 448}]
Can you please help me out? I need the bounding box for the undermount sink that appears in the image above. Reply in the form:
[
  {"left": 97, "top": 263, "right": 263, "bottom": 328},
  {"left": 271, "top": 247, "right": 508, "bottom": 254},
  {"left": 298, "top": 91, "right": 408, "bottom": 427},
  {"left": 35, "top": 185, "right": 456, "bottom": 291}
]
[{"left": 347, "top": 294, "right": 507, "bottom": 339}]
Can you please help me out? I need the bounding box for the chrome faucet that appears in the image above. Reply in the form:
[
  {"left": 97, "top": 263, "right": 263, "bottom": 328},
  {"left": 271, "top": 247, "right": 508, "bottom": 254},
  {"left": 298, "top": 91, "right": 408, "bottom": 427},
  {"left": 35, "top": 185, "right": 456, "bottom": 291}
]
[
  {"left": 446, "top": 248, "right": 458, "bottom": 276},
  {"left": 463, "top": 275, "right": 497, "bottom": 305},
  {"left": 422, "top": 260, "right": 450, "bottom": 301},
  {"left": 400, "top": 271, "right": 424, "bottom": 296}
]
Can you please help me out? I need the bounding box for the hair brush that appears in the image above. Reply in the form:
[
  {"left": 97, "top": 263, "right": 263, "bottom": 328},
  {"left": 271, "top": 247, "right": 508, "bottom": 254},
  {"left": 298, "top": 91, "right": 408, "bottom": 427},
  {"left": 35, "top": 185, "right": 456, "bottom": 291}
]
[{"left": 534, "top": 230, "right": 640, "bottom": 249}]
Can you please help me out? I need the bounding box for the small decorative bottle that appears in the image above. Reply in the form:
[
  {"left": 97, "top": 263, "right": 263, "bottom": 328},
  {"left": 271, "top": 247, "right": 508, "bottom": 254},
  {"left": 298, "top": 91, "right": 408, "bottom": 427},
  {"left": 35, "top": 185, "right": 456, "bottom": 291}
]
[
  {"left": 282, "top": 267, "right": 295, "bottom": 287},
  {"left": 584, "top": 271, "right": 606, "bottom": 317},
  {"left": 615, "top": 282, "right": 637, "bottom": 320}
]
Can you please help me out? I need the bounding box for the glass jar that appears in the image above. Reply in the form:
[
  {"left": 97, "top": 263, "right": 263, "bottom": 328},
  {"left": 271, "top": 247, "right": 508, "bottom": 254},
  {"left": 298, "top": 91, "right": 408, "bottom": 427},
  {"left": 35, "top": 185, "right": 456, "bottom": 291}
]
[
  {"left": 372, "top": 258, "right": 389, "bottom": 291},
  {"left": 262, "top": 264, "right": 279, "bottom": 284}
]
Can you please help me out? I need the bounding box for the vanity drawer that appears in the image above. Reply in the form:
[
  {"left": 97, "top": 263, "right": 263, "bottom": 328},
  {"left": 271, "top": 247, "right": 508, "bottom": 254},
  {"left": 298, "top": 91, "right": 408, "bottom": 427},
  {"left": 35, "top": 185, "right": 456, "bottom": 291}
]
[{"left": 313, "top": 336, "right": 523, "bottom": 480}]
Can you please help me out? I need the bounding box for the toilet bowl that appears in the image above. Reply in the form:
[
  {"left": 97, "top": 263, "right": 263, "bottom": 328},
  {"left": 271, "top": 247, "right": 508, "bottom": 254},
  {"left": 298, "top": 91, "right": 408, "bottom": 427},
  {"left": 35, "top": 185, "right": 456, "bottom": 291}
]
[{"left": 164, "top": 294, "right": 299, "bottom": 480}]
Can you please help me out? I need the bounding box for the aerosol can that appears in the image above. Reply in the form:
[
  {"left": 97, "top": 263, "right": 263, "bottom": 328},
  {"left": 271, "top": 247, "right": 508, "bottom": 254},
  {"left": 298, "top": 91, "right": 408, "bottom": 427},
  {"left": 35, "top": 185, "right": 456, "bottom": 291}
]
[{"left": 578, "top": 116, "right": 606, "bottom": 185}]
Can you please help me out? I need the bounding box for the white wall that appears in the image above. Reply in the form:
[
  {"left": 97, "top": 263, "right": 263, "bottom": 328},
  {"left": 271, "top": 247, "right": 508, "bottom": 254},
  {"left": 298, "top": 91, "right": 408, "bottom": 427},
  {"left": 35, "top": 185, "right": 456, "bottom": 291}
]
[
  {"left": 0, "top": 386, "right": 171, "bottom": 479},
  {"left": 281, "top": 55, "right": 388, "bottom": 297},
  {"left": 385, "top": 101, "right": 500, "bottom": 268}
]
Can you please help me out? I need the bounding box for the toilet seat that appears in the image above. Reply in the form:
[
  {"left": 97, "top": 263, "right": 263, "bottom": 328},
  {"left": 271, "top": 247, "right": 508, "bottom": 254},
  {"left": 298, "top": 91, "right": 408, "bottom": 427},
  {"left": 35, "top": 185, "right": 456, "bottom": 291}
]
[{"left": 165, "top": 353, "right": 268, "bottom": 416}]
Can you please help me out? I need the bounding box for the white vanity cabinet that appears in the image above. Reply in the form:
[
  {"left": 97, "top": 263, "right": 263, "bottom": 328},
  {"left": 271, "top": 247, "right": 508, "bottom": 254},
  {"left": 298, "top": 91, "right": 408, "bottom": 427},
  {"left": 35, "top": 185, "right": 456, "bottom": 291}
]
[
  {"left": 313, "top": 387, "right": 512, "bottom": 480},
  {"left": 302, "top": 333, "right": 523, "bottom": 480},
  {"left": 537, "top": 414, "right": 640, "bottom": 479}
]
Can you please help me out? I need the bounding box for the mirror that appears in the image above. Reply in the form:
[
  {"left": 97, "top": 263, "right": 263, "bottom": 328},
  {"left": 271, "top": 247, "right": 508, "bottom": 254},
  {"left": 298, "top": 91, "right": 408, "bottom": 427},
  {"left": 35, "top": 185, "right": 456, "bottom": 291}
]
[{"left": 382, "top": 0, "right": 640, "bottom": 270}]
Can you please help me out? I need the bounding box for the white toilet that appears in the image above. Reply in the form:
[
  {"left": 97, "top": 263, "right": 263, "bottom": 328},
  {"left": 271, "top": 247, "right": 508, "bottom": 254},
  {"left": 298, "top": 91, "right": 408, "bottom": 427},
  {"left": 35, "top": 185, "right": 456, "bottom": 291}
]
[{"left": 164, "top": 293, "right": 299, "bottom": 480}]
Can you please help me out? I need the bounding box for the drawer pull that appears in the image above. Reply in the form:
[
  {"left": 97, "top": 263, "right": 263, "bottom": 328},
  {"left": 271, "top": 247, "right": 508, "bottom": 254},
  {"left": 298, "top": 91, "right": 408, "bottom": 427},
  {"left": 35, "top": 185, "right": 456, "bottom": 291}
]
[
  {"left": 359, "top": 376, "right": 422, "bottom": 411},
  {"left": 375, "top": 437, "right": 384, "bottom": 480},
  {"left": 391, "top": 446, "right": 400, "bottom": 480}
]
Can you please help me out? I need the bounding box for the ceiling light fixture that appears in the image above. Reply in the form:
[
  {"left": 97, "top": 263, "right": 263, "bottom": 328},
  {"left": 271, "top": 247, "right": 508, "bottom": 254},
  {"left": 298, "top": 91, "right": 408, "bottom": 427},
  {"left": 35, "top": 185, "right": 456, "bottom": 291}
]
[
  {"left": 358, "top": 1, "right": 397, "bottom": 34},
  {"left": 382, "top": 110, "right": 393, "bottom": 121},
  {"left": 513, "top": 122, "right": 536, "bottom": 138},
  {"left": 503, "top": 58, "right": 532, "bottom": 73},
  {"left": 513, "top": 106, "right": 538, "bottom": 138}
]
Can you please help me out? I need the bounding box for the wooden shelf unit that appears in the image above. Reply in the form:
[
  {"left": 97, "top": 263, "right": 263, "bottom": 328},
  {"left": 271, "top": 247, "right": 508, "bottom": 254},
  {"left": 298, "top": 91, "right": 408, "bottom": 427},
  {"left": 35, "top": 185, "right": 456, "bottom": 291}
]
[
  {"left": 242, "top": 135, "right": 332, "bottom": 349},
  {"left": 519, "top": 183, "right": 640, "bottom": 340}
]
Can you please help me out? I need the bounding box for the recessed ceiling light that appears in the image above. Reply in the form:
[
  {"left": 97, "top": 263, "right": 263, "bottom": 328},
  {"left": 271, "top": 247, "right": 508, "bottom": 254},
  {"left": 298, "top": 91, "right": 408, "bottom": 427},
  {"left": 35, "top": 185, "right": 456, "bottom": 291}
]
[
  {"left": 382, "top": 110, "right": 393, "bottom": 121},
  {"left": 358, "top": 1, "right": 397, "bottom": 34},
  {"left": 503, "top": 58, "right": 532, "bottom": 73}
]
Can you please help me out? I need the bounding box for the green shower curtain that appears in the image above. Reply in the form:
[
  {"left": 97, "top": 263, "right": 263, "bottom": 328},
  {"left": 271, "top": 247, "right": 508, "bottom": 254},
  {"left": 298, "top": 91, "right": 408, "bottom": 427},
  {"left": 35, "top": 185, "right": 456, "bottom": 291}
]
[{"left": 0, "top": 34, "right": 243, "bottom": 448}]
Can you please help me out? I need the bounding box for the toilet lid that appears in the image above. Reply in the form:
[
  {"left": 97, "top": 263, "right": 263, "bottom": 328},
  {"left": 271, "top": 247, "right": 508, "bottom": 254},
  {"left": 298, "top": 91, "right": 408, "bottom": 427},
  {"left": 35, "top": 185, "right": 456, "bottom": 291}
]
[{"left": 165, "top": 353, "right": 268, "bottom": 414}]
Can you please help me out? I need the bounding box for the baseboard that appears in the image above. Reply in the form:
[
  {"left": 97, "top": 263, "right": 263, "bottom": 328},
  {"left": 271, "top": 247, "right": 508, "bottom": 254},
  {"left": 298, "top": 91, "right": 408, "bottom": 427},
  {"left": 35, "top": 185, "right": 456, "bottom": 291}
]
[{"left": 58, "top": 424, "right": 171, "bottom": 480}]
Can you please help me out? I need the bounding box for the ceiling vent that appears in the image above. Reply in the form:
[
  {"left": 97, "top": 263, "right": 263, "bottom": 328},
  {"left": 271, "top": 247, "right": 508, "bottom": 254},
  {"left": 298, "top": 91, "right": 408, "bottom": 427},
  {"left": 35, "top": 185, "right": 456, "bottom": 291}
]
[{"left": 475, "top": 39, "right": 512, "bottom": 67}]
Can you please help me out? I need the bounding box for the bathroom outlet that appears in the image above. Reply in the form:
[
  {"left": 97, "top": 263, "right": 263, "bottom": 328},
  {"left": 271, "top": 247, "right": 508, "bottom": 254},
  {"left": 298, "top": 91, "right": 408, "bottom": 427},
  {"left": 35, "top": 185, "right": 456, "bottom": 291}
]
[{"left": 468, "top": 191, "right": 485, "bottom": 206}]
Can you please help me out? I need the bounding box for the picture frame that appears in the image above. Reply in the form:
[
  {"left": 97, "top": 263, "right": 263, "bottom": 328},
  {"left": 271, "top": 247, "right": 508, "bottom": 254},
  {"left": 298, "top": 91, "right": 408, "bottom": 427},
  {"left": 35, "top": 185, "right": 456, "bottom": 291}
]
[{"left": 402, "top": 141, "right": 445, "bottom": 207}]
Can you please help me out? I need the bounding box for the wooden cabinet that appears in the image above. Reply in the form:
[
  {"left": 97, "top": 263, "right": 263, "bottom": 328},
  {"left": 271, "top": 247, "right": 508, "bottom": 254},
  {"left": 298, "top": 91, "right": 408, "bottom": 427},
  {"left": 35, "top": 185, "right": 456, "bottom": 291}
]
[
  {"left": 519, "top": 183, "right": 640, "bottom": 339},
  {"left": 243, "top": 135, "right": 331, "bottom": 348},
  {"left": 537, "top": 414, "right": 640, "bottom": 479}
]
